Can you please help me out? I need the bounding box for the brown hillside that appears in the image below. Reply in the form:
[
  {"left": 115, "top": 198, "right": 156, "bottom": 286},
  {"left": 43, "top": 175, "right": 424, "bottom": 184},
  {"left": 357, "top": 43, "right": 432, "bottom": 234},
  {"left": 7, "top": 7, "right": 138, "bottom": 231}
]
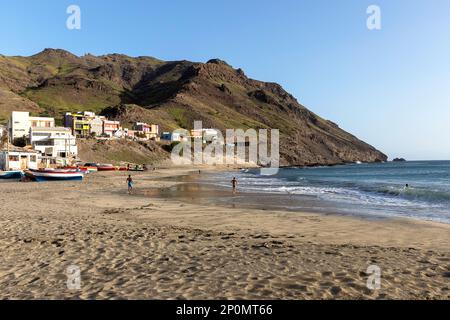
[{"left": 0, "top": 49, "right": 387, "bottom": 166}]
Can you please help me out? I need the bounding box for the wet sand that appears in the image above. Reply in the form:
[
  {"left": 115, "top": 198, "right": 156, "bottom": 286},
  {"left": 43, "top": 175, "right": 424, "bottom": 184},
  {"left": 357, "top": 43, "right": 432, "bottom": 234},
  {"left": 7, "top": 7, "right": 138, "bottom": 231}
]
[
  {"left": 0, "top": 168, "right": 449, "bottom": 299},
  {"left": 144, "top": 173, "right": 394, "bottom": 221}
]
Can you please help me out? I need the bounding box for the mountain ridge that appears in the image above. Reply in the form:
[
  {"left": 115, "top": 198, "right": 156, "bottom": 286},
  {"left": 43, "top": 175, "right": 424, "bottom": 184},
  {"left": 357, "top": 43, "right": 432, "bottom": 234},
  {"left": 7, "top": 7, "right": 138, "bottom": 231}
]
[{"left": 0, "top": 49, "right": 387, "bottom": 166}]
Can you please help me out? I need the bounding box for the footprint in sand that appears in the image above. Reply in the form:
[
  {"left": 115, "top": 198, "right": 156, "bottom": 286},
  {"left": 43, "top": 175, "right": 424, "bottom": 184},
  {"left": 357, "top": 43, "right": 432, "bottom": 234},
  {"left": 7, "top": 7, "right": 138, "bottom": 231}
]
[{"left": 330, "top": 286, "right": 342, "bottom": 295}]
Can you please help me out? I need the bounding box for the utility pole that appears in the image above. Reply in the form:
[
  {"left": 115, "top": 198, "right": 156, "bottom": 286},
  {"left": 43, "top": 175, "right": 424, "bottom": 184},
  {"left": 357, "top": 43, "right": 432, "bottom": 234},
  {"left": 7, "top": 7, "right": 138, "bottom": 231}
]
[{"left": 5, "top": 127, "right": 10, "bottom": 171}]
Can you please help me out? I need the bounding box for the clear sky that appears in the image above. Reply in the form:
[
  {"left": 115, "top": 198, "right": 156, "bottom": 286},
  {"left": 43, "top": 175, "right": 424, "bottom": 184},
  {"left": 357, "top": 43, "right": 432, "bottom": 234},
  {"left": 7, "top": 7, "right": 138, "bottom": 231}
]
[{"left": 1, "top": 0, "right": 449, "bottom": 160}]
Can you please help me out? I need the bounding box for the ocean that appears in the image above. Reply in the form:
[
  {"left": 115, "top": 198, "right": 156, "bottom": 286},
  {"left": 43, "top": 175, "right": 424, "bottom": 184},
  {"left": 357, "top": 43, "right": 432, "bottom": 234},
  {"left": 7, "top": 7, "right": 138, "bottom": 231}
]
[{"left": 204, "top": 161, "right": 450, "bottom": 224}]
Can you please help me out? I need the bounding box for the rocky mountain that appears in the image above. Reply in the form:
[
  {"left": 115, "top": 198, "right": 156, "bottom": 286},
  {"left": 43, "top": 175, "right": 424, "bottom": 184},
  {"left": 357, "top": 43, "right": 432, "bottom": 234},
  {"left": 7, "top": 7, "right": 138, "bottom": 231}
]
[{"left": 0, "top": 49, "right": 387, "bottom": 166}]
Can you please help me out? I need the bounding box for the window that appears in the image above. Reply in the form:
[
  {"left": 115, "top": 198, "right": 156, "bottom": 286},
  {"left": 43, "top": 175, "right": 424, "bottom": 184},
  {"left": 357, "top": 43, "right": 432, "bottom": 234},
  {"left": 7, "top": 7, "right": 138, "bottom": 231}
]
[
  {"left": 34, "top": 141, "right": 53, "bottom": 146},
  {"left": 8, "top": 155, "right": 19, "bottom": 162},
  {"left": 30, "top": 155, "right": 36, "bottom": 162}
]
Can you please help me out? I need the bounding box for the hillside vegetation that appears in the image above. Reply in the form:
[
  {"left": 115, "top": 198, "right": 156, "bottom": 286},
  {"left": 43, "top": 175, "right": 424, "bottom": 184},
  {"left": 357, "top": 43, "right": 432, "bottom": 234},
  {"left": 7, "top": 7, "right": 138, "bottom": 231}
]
[{"left": 0, "top": 49, "right": 387, "bottom": 166}]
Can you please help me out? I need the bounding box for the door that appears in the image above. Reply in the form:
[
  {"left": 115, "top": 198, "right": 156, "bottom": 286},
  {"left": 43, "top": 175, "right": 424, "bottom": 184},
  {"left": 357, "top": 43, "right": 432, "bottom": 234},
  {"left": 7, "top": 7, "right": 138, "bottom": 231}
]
[{"left": 20, "top": 155, "right": 28, "bottom": 169}]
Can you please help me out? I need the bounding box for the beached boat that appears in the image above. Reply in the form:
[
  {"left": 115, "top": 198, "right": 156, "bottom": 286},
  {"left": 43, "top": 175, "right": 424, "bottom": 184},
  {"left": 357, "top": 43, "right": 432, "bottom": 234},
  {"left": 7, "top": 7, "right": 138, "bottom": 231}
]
[
  {"left": 63, "top": 166, "right": 98, "bottom": 173},
  {"left": 96, "top": 164, "right": 116, "bottom": 171},
  {"left": 24, "top": 169, "right": 84, "bottom": 182},
  {"left": 38, "top": 168, "right": 88, "bottom": 174},
  {"left": 84, "top": 163, "right": 99, "bottom": 167},
  {"left": 96, "top": 164, "right": 128, "bottom": 171},
  {"left": 0, "top": 170, "right": 23, "bottom": 180}
]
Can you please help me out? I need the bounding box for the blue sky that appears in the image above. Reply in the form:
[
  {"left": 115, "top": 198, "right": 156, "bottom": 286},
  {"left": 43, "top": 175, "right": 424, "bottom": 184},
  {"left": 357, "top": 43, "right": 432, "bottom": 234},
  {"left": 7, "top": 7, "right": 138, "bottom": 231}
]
[{"left": 1, "top": 0, "right": 450, "bottom": 160}]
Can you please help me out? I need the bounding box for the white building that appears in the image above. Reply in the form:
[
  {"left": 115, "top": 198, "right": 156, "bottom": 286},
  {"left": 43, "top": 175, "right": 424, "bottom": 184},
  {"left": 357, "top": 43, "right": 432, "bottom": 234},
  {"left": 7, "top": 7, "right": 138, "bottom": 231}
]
[
  {"left": 0, "top": 149, "right": 39, "bottom": 171},
  {"left": 0, "top": 125, "right": 6, "bottom": 142},
  {"left": 203, "top": 129, "right": 220, "bottom": 142},
  {"left": 8, "top": 111, "right": 55, "bottom": 144},
  {"left": 30, "top": 127, "right": 78, "bottom": 158},
  {"left": 190, "top": 128, "right": 220, "bottom": 143},
  {"left": 89, "top": 116, "right": 106, "bottom": 136},
  {"left": 161, "top": 132, "right": 183, "bottom": 142}
]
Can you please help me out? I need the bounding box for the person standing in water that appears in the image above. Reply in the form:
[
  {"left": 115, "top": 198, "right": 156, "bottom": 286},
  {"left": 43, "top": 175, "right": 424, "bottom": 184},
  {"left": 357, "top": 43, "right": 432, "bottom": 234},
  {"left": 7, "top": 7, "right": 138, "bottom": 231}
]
[
  {"left": 126, "top": 175, "right": 134, "bottom": 194},
  {"left": 231, "top": 177, "right": 238, "bottom": 194}
]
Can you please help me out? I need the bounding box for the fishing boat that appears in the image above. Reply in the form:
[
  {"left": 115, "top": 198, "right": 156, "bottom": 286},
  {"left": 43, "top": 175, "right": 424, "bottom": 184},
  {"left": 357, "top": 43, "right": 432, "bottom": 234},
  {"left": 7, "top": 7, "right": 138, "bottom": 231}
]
[
  {"left": 38, "top": 168, "right": 88, "bottom": 174},
  {"left": 0, "top": 170, "right": 23, "bottom": 180},
  {"left": 52, "top": 167, "right": 89, "bottom": 174},
  {"left": 84, "top": 162, "right": 99, "bottom": 167},
  {"left": 63, "top": 166, "right": 98, "bottom": 173},
  {"left": 127, "top": 164, "right": 144, "bottom": 172},
  {"left": 97, "top": 164, "right": 116, "bottom": 171},
  {"left": 24, "top": 169, "right": 84, "bottom": 182}
]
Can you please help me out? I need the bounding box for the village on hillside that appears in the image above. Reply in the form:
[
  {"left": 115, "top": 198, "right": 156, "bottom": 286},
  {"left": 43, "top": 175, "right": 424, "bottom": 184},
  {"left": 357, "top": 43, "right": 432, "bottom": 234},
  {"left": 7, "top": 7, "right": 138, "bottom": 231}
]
[{"left": 0, "top": 111, "right": 220, "bottom": 172}]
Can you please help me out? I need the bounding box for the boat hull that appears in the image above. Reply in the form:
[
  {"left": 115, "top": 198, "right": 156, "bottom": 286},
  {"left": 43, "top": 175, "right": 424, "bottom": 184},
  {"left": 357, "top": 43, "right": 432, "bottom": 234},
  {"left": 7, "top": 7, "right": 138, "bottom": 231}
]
[
  {"left": 25, "top": 170, "right": 84, "bottom": 182},
  {"left": 97, "top": 167, "right": 116, "bottom": 171},
  {"left": 64, "top": 166, "right": 98, "bottom": 173},
  {"left": 0, "top": 171, "right": 23, "bottom": 180}
]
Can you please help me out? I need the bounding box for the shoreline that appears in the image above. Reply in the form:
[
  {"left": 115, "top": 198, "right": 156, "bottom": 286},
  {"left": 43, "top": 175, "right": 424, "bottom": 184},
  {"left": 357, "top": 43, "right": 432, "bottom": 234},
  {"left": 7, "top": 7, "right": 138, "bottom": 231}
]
[
  {"left": 0, "top": 167, "right": 449, "bottom": 299},
  {"left": 147, "top": 167, "right": 450, "bottom": 226}
]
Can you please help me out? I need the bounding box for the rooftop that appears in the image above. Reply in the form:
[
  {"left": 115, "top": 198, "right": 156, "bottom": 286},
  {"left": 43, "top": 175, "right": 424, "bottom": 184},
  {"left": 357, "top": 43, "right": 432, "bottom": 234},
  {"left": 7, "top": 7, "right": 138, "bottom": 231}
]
[
  {"left": 0, "top": 145, "right": 39, "bottom": 154},
  {"left": 29, "top": 116, "right": 55, "bottom": 121}
]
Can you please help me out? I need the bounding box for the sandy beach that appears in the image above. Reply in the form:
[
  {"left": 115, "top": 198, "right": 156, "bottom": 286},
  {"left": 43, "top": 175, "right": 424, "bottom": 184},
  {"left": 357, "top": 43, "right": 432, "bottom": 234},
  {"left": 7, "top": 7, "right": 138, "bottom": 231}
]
[{"left": 0, "top": 167, "right": 449, "bottom": 300}]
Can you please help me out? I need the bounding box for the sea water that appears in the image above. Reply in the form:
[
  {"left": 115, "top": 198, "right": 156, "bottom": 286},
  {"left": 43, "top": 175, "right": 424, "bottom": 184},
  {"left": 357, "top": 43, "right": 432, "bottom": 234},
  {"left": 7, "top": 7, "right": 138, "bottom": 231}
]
[{"left": 208, "top": 161, "right": 450, "bottom": 224}]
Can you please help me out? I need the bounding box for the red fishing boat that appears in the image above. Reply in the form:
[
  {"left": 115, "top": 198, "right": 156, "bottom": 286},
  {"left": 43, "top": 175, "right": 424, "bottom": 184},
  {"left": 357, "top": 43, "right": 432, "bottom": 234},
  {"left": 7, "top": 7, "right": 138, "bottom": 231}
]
[{"left": 97, "top": 164, "right": 116, "bottom": 171}]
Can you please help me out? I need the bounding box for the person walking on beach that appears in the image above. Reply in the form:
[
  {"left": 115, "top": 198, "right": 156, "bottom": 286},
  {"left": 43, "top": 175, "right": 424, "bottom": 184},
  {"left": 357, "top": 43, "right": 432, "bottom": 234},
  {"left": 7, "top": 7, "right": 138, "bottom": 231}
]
[
  {"left": 231, "top": 177, "right": 238, "bottom": 194},
  {"left": 126, "top": 175, "right": 134, "bottom": 194}
]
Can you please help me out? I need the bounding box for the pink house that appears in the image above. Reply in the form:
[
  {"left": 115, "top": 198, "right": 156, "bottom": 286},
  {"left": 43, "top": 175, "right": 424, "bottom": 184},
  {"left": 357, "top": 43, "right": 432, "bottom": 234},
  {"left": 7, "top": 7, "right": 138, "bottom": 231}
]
[{"left": 103, "top": 120, "right": 121, "bottom": 137}]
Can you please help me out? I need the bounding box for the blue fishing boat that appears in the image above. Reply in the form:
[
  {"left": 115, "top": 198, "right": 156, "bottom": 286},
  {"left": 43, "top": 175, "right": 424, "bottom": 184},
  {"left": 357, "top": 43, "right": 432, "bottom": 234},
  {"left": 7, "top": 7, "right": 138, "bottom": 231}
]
[{"left": 0, "top": 170, "right": 23, "bottom": 180}]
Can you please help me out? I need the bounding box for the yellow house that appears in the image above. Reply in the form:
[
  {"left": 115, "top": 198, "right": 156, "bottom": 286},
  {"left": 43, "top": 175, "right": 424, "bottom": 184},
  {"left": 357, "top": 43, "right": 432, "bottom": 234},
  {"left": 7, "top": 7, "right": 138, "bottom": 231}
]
[{"left": 64, "top": 113, "right": 90, "bottom": 137}]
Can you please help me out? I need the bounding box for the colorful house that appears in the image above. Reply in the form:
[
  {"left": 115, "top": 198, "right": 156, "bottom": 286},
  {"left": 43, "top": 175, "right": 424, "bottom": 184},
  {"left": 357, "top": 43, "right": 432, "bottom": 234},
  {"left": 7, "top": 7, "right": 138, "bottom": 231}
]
[
  {"left": 124, "top": 128, "right": 136, "bottom": 139},
  {"left": 64, "top": 112, "right": 91, "bottom": 137},
  {"left": 149, "top": 124, "right": 160, "bottom": 140},
  {"left": 190, "top": 129, "right": 203, "bottom": 140},
  {"left": 103, "top": 120, "right": 121, "bottom": 137},
  {"left": 133, "top": 122, "right": 160, "bottom": 140}
]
